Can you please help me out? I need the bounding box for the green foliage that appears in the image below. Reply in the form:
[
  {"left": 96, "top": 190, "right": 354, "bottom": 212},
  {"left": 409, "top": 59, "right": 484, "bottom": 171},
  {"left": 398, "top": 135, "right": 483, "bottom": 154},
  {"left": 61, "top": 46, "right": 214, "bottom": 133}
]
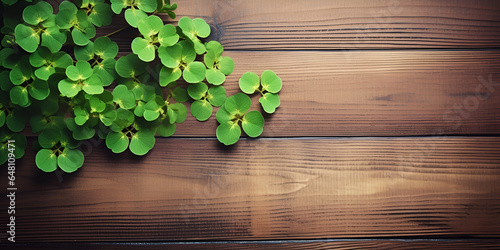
[
  {"left": 1, "top": 0, "right": 283, "bottom": 174},
  {"left": 239, "top": 70, "right": 282, "bottom": 113}
]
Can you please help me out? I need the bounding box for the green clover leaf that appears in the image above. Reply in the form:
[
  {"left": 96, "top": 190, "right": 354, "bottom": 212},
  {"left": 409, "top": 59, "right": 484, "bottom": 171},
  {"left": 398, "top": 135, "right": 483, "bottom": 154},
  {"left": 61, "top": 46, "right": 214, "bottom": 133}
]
[
  {"left": 106, "top": 131, "right": 129, "bottom": 153},
  {"left": 158, "top": 43, "right": 182, "bottom": 68},
  {"left": 30, "top": 47, "right": 73, "bottom": 80},
  {"left": 216, "top": 121, "right": 241, "bottom": 146},
  {"left": 14, "top": 24, "right": 39, "bottom": 53},
  {"left": 57, "top": 148, "right": 84, "bottom": 173},
  {"left": 187, "top": 82, "right": 208, "bottom": 100},
  {"left": 111, "top": 108, "right": 135, "bottom": 132},
  {"left": 6, "top": 108, "right": 28, "bottom": 133},
  {"left": 0, "top": 130, "right": 27, "bottom": 165},
  {"left": 238, "top": 70, "right": 282, "bottom": 113},
  {"left": 261, "top": 70, "right": 282, "bottom": 93},
  {"left": 169, "top": 102, "right": 187, "bottom": 123},
  {"left": 113, "top": 85, "right": 136, "bottom": 109},
  {"left": 159, "top": 66, "right": 181, "bottom": 87},
  {"left": 158, "top": 24, "right": 179, "bottom": 47},
  {"left": 143, "top": 99, "right": 161, "bottom": 121},
  {"left": 66, "top": 61, "right": 93, "bottom": 81},
  {"left": 124, "top": 8, "right": 148, "bottom": 28},
  {"left": 178, "top": 17, "right": 210, "bottom": 54},
  {"left": 81, "top": 0, "right": 113, "bottom": 27},
  {"left": 129, "top": 129, "right": 155, "bottom": 155},
  {"left": 138, "top": 15, "right": 163, "bottom": 39},
  {"left": 238, "top": 72, "right": 260, "bottom": 94},
  {"left": 224, "top": 93, "right": 251, "bottom": 115},
  {"left": 207, "top": 85, "right": 227, "bottom": 107},
  {"left": 259, "top": 92, "right": 280, "bottom": 114},
  {"left": 115, "top": 54, "right": 147, "bottom": 78},
  {"left": 204, "top": 41, "right": 234, "bottom": 84},
  {"left": 191, "top": 100, "right": 213, "bottom": 121},
  {"left": 22, "top": 1, "right": 52, "bottom": 26},
  {"left": 242, "top": 110, "right": 264, "bottom": 137},
  {"left": 156, "top": 120, "right": 176, "bottom": 137},
  {"left": 131, "top": 37, "right": 156, "bottom": 62},
  {"left": 172, "top": 87, "right": 188, "bottom": 102},
  {"left": 36, "top": 149, "right": 57, "bottom": 172},
  {"left": 183, "top": 61, "right": 206, "bottom": 83}
]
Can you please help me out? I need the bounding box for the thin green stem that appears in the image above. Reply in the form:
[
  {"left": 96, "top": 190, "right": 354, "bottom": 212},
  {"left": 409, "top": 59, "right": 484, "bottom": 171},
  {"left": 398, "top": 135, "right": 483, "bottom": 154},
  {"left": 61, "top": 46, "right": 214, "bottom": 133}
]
[{"left": 104, "top": 27, "right": 128, "bottom": 37}]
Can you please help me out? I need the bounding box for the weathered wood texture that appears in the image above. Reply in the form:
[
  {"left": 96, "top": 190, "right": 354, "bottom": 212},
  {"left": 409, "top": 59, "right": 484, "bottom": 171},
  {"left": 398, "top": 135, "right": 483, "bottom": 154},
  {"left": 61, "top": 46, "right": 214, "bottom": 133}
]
[
  {"left": 1, "top": 138, "right": 499, "bottom": 242},
  {"left": 3, "top": 240, "right": 500, "bottom": 250},
  {"left": 173, "top": 50, "right": 500, "bottom": 137},
  {"left": 99, "top": 0, "right": 500, "bottom": 51},
  {"left": 21, "top": 50, "right": 500, "bottom": 137}
]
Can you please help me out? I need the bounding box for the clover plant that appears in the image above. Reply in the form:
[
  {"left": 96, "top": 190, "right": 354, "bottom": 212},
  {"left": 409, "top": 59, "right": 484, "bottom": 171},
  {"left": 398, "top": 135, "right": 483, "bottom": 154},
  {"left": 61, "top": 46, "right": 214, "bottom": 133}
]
[{"left": 0, "top": 0, "right": 283, "bottom": 174}]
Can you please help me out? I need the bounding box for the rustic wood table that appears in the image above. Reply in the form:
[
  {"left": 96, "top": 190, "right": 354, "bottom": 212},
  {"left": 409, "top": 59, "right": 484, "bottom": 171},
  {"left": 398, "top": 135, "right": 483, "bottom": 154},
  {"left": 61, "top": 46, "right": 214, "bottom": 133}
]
[{"left": 2, "top": 0, "right": 500, "bottom": 248}]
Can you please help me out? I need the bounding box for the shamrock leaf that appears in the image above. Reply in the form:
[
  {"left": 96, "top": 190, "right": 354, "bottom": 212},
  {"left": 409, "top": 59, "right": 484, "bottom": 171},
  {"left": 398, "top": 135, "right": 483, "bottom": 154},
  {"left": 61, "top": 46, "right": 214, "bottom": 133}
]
[
  {"left": 30, "top": 47, "right": 73, "bottom": 80},
  {"left": 113, "top": 85, "right": 136, "bottom": 109},
  {"left": 105, "top": 130, "right": 130, "bottom": 153},
  {"left": 22, "top": 1, "right": 52, "bottom": 26},
  {"left": 57, "top": 148, "right": 84, "bottom": 173},
  {"left": 238, "top": 72, "right": 260, "bottom": 94},
  {"left": 59, "top": 61, "right": 104, "bottom": 97},
  {"left": 14, "top": 2, "right": 65, "bottom": 53},
  {"left": 115, "top": 0, "right": 158, "bottom": 27},
  {"left": 36, "top": 149, "right": 57, "bottom": 172},
  {"left": 259, "top": 92, "right": 280, "bottom": 114},
  {"left": 129, "top": 129, "right": 155, "bottom": 155},
  {"left": 224, "top": 93, "right": 251, "bottom": 116},
  {"left": 216, "top": 121, "right": 241, "bottom": 146},
  {"left": 0, "top": 129, "right": 27, "bottom": 165},
  {"left": 183, "top": 61, "right": 206, "bottom": 83},
  {"left": 115, "top": 54, "right": 147, "bottom": 78},
  {"left": 35, "top": 128, "right": 84, "bottom": 173},
  {"left": 238, "top": 70, "right": 282, "bottom": 113},
  {"left": 207, "top": 85, "right": 227, "bottom": 107},
  {"left": 131, "top": 15, "right": 165, "bottom": 62},
  {"left": 261, "top": 70, "right": 282, "bottom": 93},
  {"left": 215, "top": 93, "right": 264, "bottom": 145},
  {"left": 204, "top": 41, "right": 234, "bottom": 85},
  {"left": 14, "top": 24, "right": 40, "bottom": 53},
  {"left": 80, "top": 0, "right": 113, "bottom": 27},
  {"left": 241, "top": 110, "right": 264, "bottom": 137},
  {"left": 158, "top": 41, "right": 196, "bottom": 86},
  {"left": 178, "top": 17, "right": 210, "bottom": 54},
  {"left": 190, "top": 100, "right": 212, "bottom": 121}
]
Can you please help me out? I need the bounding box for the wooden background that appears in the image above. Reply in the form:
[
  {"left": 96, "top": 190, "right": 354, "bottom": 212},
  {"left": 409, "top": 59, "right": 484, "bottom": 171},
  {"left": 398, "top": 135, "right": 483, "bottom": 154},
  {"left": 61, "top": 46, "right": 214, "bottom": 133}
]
[{"left": 2, "top": 0, "right": 500, "bottom": 248}]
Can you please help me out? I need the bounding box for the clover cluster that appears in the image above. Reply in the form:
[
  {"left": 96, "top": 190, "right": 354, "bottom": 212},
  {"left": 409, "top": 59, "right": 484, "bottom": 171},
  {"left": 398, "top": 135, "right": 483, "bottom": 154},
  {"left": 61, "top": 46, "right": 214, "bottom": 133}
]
[{"left": 0, "top": 0, "right": 282, "bottom": 174}]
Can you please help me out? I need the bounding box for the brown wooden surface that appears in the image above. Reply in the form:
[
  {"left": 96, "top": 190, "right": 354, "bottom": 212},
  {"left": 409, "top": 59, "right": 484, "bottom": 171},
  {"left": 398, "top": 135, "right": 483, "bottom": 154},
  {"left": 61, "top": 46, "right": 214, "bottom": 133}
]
[
  {"left": 173, "top": 50, "right": 500, "bottom": 137},
  {"left": 1, "top": 138, "right": 499, "bottom": 242},
  {"left": 101, "top": 0, "right": 500, "bottom": 50},
  {"left": 2, "top": 0, "right": 500, "bottom": 248},
  {"left": 4, "top": 240, "right": 500, "bottom": 249}
]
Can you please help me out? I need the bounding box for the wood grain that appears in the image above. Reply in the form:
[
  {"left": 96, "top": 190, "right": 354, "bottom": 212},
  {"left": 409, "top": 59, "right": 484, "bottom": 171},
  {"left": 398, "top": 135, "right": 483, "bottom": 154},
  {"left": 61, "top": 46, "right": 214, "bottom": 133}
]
[
  {"left": 3, "top": 240, "right": 500, "bottom": 249},
  {"left": 169, "top": 50, "right": 500, "bottom": 137},
  {"left": 1, "top": 137, "right": 499, "bottom": 242},
  {"left": 98, "top": 0, "right": 500, "bottom": 50}
]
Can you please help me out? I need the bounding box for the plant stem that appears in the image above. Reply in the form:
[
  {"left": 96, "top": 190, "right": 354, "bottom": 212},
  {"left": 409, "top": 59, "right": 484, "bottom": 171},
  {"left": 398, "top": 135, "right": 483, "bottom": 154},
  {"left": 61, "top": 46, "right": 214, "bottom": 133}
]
[{"left": 104, "top": 27, "right": 128, "bottom": 37}]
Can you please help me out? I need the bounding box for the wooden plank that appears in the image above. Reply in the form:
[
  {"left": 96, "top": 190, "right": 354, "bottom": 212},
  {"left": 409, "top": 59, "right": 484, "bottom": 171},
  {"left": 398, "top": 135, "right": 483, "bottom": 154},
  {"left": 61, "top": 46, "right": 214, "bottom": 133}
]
[
  {"left": 3, "top": 240, "right": 500, "bottom": 249},
  {"left": 1, "top": 137, "right": 499, "bottom": 242},
  {"left": 98, "top": 0, "right": 500, "bottom": 50},
  {"left": 21, "top": 50, "right": 500, "bottom": 137},
  {"left": 170, "top": 50, "right": 500, "bottom": 137}
]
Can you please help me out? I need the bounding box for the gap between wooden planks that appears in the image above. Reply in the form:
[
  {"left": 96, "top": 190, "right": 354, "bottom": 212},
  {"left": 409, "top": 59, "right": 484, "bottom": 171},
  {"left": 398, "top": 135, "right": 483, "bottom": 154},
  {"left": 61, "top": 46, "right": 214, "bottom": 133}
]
[
  {"left": 98, "top": 0, "right": 500, "bottom": 50},
  {"left": 2, "top": 137, "right": 499, "bottom": 241}
]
